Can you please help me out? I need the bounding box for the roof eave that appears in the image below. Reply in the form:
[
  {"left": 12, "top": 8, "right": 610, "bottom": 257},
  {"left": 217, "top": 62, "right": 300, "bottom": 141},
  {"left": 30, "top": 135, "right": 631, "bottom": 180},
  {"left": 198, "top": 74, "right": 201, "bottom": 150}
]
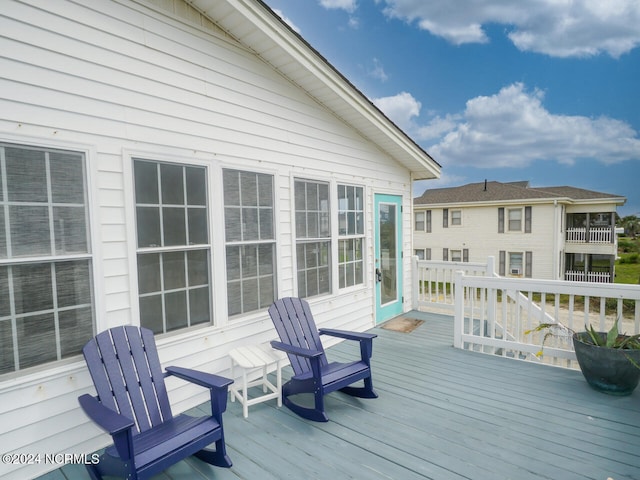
[
  {"left": 415, "top": 195, "right": 627, "bottom": 208},
  {"left": 189, "top": 0, "right": 440, "bottom": 180}
]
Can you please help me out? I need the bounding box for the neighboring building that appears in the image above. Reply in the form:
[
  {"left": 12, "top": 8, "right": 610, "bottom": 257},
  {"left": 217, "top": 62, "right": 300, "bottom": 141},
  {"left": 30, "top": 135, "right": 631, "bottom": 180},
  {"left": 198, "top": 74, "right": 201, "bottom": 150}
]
[
  {"left": 413, "top": 181, "right": 625, "bottom": 282},
  {"left": 0, "top": 1, "right": 440, "bottom": 478}
]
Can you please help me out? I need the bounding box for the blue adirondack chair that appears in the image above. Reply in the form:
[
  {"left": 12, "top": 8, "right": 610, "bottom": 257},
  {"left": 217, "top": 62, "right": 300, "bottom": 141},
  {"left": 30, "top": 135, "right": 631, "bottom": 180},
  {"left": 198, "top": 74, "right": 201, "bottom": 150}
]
[
  {"left": 78, "top": 325, "right": 233, "bottom": 480},
  {"left": 268, "top": 297, "right": 378, "bottom": 422}
]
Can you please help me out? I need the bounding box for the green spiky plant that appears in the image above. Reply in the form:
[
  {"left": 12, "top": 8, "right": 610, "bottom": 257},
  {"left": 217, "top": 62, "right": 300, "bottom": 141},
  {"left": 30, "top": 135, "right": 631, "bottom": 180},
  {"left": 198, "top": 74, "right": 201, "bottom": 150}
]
[{"left": 526, "top": 321, "right": 640, "bottom": 370}]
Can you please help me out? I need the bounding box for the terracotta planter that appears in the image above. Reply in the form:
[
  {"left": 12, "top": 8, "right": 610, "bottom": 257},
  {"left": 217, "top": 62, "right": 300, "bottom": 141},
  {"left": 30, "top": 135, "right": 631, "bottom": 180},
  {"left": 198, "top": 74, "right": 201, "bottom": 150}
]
[{"left": 573, "top": 332, "right": 640, "bottom": 396}]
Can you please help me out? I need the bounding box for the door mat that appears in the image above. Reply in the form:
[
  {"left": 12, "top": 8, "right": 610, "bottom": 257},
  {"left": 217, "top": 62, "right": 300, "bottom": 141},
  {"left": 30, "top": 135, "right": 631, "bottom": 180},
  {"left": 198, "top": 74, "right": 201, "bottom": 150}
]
[{"left": 381, "top": 317, "right": 425, "bottom": 333}]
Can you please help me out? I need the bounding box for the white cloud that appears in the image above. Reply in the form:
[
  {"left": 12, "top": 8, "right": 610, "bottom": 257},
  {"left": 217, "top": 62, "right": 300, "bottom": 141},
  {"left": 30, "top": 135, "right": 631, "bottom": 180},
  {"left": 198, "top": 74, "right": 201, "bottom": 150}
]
[
  {"left": 348, "top": 16, "right": 360, "bottom": 29},
  {"left": 368, "top": 58, "right": 388, "bottom": 82},
  {"left": 417, "top": 114, "right": 461, "bottom": 141},
  {"left": 413, "top": 171, "right": 467, "bottom": 197},
  {"left": 319, "top": 0, "right": 358, "bottom": 14},
  {"left": 373, "top": 85, "right": 640, "bottom": 169},
  {"left": 273, "top": 9, "right": 301, "bottom": 34},
  {"left": 427, "top": 83, "right": 640, "bottom": 167},
  {"left": 372, "top": 91, "right": 421, "bottom": 131},
  {"left": 378, "top": 0, "right": 640, "bottom": 57}
]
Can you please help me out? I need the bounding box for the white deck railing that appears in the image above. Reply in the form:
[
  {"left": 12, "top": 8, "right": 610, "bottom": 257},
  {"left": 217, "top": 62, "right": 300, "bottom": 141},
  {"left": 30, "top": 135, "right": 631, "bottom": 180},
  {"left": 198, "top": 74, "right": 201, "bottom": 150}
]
[
  {"left": 566, "top": 227, "right": 613, "bottom": 244},
  {"left": 412, "top": 257, "right": 492, "bottom": 313},
  {"left": 564, "top": 270, "right": 611, "bottom": 283},
  {"left": 451, "top": 272, "right": 640, "bottom": 369},
  {"left": 412, "top": 256, "right": 640, "bottom": 369}
]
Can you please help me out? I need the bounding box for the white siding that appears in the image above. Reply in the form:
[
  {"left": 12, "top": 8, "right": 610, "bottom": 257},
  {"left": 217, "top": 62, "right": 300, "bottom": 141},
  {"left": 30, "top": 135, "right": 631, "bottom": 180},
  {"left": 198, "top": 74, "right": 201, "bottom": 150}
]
[
  {"left": 0, "top": 1, "right": 418, "bottom": 478},
  {"left": 414, "top": 203, "right": 562, "bottom": 280}
]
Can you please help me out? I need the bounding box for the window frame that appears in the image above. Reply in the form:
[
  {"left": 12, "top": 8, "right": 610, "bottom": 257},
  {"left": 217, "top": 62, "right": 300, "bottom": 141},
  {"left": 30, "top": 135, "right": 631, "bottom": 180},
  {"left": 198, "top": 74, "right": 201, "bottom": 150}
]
[
  {"left": 132, "top": 157, "right": 213, "bottom": 335},
  {"left": 0, "top": 141, "right": 96, "bottom": 376},
  {"left": 508, "top": 251, "right": 524, "bottom": 276},
  {"left": 293, "top": 178, "right": 369, "bottom": 298},
  {"left": 294, "top": 178, "right": 332, "bottom": 299},
  {"left": 450, "top": 209, "right": 462, "bottom": 226},
  {"left": 508, "top": 208, "right": 523, "bottom": 232},
  {"left": 222, "top": 168, "right": 277, "bottom": 317},
  {"left": 414, "top": 211, "right": 425, "bottom": 231},
  {"left": 337, "top": 183, "right": 365, "bottom": 291}
]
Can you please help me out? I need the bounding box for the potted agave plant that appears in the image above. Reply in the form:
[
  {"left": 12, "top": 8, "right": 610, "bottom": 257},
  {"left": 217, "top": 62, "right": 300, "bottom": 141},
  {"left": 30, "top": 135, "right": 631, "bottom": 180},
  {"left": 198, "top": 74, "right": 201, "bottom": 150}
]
[{"left": 528, "top": 321, "right": 640, "bottom": 396}]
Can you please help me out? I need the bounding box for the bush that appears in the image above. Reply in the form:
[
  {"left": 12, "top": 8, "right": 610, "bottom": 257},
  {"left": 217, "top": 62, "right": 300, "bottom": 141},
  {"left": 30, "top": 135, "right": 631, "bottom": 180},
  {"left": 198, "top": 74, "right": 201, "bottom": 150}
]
[
  {"left": 619, "top": 253, "right": 640, "bottom": 264},
  {"left": 618, "top": 238, "right": 640, "bottom": 253}
]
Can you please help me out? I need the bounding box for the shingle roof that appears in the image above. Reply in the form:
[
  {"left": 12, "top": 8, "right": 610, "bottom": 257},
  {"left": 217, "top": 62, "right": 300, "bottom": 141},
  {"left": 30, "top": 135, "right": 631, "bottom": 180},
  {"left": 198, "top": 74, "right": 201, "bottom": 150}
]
[{"left": 414, "top": 180, "right": 625, "bottom": 205}]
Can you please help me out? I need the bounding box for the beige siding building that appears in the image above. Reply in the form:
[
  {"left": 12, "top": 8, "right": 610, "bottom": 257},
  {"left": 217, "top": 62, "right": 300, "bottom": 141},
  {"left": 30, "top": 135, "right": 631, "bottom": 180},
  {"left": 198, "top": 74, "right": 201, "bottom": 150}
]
[{"left": 413, "top": 181, "right": 625, "bottom": 281}]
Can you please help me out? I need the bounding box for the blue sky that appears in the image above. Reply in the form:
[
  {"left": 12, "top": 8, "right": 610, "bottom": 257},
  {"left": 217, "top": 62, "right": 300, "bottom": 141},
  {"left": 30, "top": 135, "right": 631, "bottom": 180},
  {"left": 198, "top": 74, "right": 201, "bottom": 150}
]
[{"left": 263, "top": 0, "right": 640, "bottom": 216}]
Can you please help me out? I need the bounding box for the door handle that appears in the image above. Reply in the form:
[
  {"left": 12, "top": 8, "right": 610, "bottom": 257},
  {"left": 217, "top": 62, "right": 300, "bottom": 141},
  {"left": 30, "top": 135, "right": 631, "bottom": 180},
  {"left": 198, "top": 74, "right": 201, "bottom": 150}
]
[{"left": 375, "top": 268, "right": 382, "bottom": 283}]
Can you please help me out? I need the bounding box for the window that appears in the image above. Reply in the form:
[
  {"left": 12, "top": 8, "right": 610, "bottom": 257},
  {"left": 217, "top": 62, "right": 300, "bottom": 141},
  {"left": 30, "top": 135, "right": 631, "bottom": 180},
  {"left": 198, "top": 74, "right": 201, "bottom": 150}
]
[
  {"left": 450, "top": 249, "right": 462, "bottom": 262},
  {"left": 414, "top": 211, "right": 425, "bottom": 231},
  {"left": 509, "top": 252, "right": 523, "bottom": 275},
  {"left": 134, "top": 159, "right": 210, "bottom": 334},
  {"left": 508, "top": 208, "right": 522, "bottom": 231},
  {"left": 451, "top": 210, "right": 462, "bottom": 226},
  {"left": 295, "top": 180, "right": 330, "bottom": 298},
  {"left": 0, "top": 144, "right": 94, "bottom": 374},
  {"left": 414, "top": 248, "right": 432, "bottom": 260},
  {"left": 338, "top": 185, "right": 364, "bottom": 289},
  {"left": 223, "top": 169, "right": 276, "bottom": 315}
]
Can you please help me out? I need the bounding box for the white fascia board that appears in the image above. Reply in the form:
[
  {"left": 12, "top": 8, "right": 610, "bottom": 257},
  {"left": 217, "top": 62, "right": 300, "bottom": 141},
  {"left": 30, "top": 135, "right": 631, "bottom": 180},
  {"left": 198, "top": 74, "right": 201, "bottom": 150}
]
[{"left": 414, "top": 198, "right": 573, "bottom": 209}]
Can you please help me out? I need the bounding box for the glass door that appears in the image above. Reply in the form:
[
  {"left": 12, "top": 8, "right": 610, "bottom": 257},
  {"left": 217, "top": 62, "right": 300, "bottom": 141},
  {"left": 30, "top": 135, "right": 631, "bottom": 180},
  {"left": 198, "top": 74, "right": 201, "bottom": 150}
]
[{"left": 374, "top": 194, "right": 403, "bottom": 323}]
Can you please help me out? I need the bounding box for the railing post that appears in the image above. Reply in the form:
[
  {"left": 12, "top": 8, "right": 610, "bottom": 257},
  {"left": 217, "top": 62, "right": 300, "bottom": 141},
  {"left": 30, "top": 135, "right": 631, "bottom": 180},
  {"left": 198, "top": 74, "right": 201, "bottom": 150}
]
[
  {"left": 485, "top": 256, "right": 496, "bottom": 326},
  {"left": 453, "top": 270, "right": 464, "bottom": 349},
  {"left": 486, "top": 256, "right": 496, "bottom": 277},
  {"left": 412, "top": 255, "right": 419, "bottom": 309}
]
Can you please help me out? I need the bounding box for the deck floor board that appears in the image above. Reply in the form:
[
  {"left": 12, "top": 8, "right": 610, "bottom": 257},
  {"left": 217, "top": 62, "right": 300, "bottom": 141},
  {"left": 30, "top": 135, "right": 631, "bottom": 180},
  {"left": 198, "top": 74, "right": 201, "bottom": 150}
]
[{"left": 47, "top": 311, "right": 640, "bottom": 480}]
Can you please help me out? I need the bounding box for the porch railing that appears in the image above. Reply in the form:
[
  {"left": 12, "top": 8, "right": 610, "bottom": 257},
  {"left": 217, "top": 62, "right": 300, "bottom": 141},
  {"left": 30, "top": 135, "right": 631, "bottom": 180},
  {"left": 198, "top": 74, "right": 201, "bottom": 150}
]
[
  {"left": 451, "top": 272, "right": 640, "bottom": 368},
  {"left": 566, "top": 226, "right": 613, "bottom": 244},
  {"left": 564, "top": 270, "right": 611, "bottom": 283},
  {"left": 412, "top": 257, "right": 492, "bottom": 313},
  {"left": 413, "top": 256, "right": 640, "bottom": 368}
]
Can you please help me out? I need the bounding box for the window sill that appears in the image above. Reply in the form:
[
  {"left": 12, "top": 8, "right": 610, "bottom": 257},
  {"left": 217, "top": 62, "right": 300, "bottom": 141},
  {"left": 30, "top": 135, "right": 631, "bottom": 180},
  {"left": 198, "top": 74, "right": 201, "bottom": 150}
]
[{"left": 0, "top": 357, "right": 87, "bottom": 393}]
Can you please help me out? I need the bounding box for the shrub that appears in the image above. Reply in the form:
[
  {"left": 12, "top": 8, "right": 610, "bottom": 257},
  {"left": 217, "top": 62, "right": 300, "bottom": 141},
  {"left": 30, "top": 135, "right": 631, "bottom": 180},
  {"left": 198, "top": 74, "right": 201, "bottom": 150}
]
[
  {"left": 618, "top": 238, "right": 640, "bottom": 253},
  {"left": 619, "top": 253, "right": 640, "bottom": 264}
]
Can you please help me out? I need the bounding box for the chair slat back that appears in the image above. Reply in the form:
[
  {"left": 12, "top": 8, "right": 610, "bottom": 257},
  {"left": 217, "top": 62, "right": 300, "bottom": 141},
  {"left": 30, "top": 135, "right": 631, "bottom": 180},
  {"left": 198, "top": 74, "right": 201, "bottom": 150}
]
[
  {"left": 83, "top": 326, "right": 173, "bottom": 434},
  {"left": 268, "top": 297, "right": 328, "bottom": 376}
]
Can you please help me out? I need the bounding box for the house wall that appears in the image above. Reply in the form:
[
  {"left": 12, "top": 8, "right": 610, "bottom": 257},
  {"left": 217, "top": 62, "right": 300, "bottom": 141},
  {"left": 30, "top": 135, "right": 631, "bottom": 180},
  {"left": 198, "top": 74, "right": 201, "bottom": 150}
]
[
  {"left": 414, "top": 203, "right": 563, "bottom": 280},
  {"left": 0, "top": 1, "right": 416, "bottom": 478}
]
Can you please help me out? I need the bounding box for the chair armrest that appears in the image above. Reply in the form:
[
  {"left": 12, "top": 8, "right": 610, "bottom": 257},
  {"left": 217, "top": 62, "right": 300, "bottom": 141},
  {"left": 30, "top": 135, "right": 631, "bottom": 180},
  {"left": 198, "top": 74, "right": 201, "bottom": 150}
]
[
  {"left": 271, "top": 340, "right": 324, "bottom": 359},
  {"left": 78, "top": 394, "right": 135, "bottom": 435},
  {"left": 319, "top": 328, "right": 377, "bottom": 341},
  {"left": 165, "top": 366, "right": 233, "bottom": 391},
  {"left": 319, "top": 329, "right": 376, "bottom": 362},
  {"left": 166, "top": 366, "right": 233, "bottom": 418}
]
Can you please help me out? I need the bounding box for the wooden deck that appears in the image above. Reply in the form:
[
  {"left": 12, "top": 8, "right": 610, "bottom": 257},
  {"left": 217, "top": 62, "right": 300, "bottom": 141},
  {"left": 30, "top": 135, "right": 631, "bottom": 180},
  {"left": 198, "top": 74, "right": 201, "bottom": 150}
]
[{"left": 40, "top": 311, "right": 640, "bottom": 480}]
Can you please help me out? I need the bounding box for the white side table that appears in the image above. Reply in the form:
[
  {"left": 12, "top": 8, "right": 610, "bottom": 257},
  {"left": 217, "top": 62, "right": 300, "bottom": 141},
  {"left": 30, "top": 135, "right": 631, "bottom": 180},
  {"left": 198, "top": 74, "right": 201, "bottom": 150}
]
[{"left": 228, "top": 343, "right": 286, "bottom": 418}]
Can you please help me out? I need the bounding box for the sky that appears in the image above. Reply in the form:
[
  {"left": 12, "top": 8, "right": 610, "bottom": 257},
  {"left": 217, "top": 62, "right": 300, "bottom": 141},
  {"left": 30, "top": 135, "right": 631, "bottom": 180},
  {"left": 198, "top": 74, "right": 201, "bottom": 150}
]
[{"left": 262, "top": 0, "right": 640, "bottom": 216}]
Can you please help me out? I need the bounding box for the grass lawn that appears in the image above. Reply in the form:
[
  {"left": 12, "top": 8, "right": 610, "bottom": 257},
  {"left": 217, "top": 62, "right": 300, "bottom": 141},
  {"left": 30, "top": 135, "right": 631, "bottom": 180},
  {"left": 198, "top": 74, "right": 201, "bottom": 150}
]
[
  {"left": 616, "top": 236, "right": 640, "bottom": 285},
  {"left": 616, "top": 261, "right": 640, "bottom": 284}
]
